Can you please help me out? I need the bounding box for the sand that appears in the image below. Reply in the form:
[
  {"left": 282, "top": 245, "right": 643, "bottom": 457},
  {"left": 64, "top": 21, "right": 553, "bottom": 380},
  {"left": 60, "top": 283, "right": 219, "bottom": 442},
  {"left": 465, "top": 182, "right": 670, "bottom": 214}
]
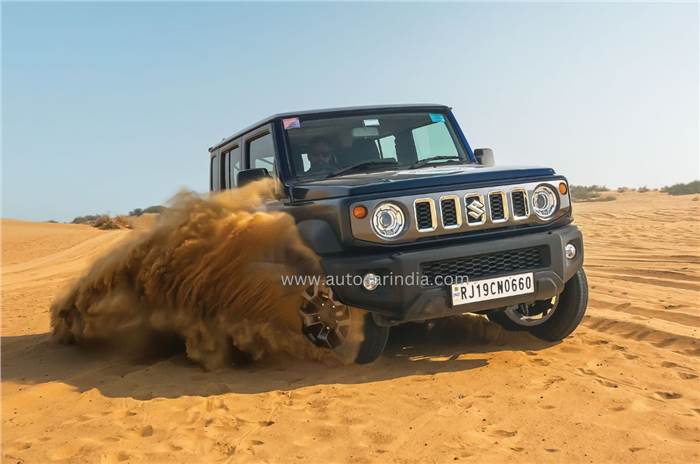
[{"left": 2, "top": 191, "right": 698, "bottom": 463}]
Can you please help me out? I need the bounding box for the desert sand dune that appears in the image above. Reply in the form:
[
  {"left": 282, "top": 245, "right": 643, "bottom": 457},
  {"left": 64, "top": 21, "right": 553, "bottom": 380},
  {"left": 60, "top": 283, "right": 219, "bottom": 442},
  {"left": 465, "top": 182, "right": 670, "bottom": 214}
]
[{"left": 2, "top": 191, "right": 698, "bottom": 463}]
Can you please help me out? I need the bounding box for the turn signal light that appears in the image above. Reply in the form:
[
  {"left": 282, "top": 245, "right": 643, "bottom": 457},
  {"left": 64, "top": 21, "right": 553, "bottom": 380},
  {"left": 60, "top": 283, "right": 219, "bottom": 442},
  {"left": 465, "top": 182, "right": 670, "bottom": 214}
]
[
  {"left": 352, "top": 205, "right": 368, "bottom": 219},
  {"left": 559, "top": 182, "right": 568, "bottom": 195}
]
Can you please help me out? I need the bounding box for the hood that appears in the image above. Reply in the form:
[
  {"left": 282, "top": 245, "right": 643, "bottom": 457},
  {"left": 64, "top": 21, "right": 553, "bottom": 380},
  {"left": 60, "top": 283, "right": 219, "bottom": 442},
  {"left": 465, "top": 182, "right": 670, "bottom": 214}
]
[{"left": 289, "top": 164, "right": 556, "bottom": 201}]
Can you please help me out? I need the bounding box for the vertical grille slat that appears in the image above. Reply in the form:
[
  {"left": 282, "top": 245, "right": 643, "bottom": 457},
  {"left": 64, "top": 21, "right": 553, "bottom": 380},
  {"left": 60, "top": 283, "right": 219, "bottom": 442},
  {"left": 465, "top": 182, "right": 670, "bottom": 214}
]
[
  {"left": 415, "top": 200, "right": 434, "bottom": 231},
  {"left": 440, "top": 198, "right": 459, "bottom": 227},
  {"left": 511, "top": 191, "right": 528, "bottom": 218},
  {"left": 489, "top": 192, "right": 506, "bottom": 221}
]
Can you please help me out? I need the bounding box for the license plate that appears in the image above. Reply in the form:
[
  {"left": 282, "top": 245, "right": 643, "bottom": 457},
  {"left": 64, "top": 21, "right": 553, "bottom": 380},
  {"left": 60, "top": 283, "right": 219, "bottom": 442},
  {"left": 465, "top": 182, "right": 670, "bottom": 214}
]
[{"left": 451, "top": 272, "right": 534, "bottom": 306}]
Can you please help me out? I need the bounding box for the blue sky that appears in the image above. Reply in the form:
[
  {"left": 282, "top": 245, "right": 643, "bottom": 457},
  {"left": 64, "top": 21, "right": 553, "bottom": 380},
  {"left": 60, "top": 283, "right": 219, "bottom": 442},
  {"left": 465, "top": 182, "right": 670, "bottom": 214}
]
[{"left": 2, "top": 1, "right": 698, "bottom": 221}]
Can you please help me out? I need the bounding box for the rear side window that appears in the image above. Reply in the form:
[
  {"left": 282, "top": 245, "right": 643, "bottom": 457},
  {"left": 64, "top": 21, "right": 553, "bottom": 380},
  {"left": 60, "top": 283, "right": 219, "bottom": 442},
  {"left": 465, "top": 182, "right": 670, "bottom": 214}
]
[
  {"left": 248, "top": 133, "right": 275, "bottom": 177},
  {"left": 224, "top": 145, "right": 242, "bottom": 187}
]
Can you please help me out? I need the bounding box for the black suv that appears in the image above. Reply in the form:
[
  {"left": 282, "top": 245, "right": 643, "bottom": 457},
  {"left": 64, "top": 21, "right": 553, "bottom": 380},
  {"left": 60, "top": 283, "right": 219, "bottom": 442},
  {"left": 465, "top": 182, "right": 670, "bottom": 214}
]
[{"left": 209, "top": 104, "right": 588, "bottom": 363}]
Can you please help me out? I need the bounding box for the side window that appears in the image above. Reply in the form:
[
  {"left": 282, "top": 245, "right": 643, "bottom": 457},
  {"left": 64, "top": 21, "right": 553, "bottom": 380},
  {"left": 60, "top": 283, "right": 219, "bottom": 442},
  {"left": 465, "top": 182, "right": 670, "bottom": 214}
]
[
  {"left": 228, "top": 146, "right": 242, "bottom": 187},
  {"left": 248, "top": 132, "right": 276, "bottom": 177},
  {"left": 411, "top": 122, "right": 457, "bottom": 160},
  {"left": 210, "top": 154, "right": 220, "bottom": 191}
]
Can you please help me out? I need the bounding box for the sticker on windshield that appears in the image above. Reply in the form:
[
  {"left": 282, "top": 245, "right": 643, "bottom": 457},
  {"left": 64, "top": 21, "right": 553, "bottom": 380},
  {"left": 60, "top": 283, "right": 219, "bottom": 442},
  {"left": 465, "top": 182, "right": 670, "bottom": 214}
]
[
  {"left": 283, "top": 117, "right": 300, "bottom": 129},
  {"left": 429, "top": 113, "right": 445, "bottom": 123},
  {"left": 363, "top": 118, "right": 380, "bottom": 127}
]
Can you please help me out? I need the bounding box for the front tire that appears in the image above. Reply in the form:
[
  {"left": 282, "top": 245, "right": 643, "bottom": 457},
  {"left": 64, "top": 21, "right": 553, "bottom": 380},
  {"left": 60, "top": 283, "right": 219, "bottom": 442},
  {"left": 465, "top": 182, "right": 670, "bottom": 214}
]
[
  {"left": 353, "top": 311, "right": 390, "bottom": 364},
  {"left": 531, "top": 268, "right": 588, "bottom": 341},
  {"left": 488, "top": 268, "right": 588, "bottom": 341},
  {"left": 300, "top": 284, "right": 389, "bottom": 364}
]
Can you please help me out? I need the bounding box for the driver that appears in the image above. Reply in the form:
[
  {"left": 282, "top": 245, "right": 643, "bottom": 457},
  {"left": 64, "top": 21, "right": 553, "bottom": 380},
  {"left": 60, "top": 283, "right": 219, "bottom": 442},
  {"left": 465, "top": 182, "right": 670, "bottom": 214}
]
[{"left": 306, "top": 137, "right": 339, "bottom": 174}]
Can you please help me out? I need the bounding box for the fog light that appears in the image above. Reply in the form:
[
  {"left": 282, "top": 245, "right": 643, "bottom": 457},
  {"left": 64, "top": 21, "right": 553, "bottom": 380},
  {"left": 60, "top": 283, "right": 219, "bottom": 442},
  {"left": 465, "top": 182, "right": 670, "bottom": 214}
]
[
  {"left": 565, "top": 243, "right": 577, "bottom": 260},
  {"left": 362, "top": 273, "right": 381, "bottom": 291}
]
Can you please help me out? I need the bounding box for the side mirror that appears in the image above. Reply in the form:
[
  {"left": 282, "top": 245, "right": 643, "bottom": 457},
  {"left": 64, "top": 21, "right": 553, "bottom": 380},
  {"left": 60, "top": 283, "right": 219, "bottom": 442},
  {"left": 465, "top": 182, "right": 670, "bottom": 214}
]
[
  {"left": 474, "top": 148, "right": 495, "bottom": 167},
  {"left": 237, "top": 168, "right": 270, "bottom": 187}
]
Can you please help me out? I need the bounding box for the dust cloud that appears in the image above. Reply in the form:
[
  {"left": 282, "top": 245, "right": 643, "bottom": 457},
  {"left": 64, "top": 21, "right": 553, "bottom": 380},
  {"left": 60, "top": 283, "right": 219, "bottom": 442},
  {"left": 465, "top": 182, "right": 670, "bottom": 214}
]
[{"left": 50, "top": 179, "right": 333, "bottom": 369}]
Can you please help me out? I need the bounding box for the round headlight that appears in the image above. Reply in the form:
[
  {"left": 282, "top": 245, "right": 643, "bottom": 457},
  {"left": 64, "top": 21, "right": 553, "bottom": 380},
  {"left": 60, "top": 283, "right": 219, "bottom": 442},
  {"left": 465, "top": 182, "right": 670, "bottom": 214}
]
[
  {"left": 532, "top": 185, "right": 559, "bottom": 219},
  {"left": 371, "top": 203, "right": 405, "bottom": 240}
]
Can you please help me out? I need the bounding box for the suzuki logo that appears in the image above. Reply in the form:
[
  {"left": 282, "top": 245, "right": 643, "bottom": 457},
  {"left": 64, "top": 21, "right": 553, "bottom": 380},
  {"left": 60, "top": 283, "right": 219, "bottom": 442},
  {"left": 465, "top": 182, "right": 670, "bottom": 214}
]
[{"left": 466, "top": 198, "right": 485, "bottom": 221}]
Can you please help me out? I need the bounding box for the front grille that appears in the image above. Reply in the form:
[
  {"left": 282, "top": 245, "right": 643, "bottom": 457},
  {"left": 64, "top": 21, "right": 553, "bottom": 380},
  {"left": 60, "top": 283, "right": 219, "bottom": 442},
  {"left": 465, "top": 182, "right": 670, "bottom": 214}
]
[
  {"left": 415, "top": 200, "right": 434, "bottom": 231},
  {"left": 421, "top": 246, "right": 548, "bottom": 285},
  {"left": 440, "top": 198, "right": 458, "bottom": 227},
  {"left": 489, "top": 192, "right": 506, "bottom": 221},
  {"left": 511, "top": 191, "right": 528, "bottom": 218}
]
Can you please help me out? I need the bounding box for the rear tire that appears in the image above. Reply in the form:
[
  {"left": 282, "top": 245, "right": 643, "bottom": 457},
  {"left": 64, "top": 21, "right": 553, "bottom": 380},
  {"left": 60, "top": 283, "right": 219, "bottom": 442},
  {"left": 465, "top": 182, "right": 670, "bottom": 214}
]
[{"left": 487, "top": 268, "right": 588, "bottom": 341}]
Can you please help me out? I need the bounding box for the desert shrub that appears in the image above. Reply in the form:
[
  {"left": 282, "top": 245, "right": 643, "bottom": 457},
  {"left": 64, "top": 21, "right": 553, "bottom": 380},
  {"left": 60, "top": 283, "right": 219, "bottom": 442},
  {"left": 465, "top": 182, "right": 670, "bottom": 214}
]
[
  {"left": 617, "top": 187, "right": 630, "bottom": 193},
  {"left": 72, "top": 214, "right": 101, "bottom": 224},
  {"left": 597, "top": 195, "right": 617, "bottom": 202},
  {"left": 129, "top": 205, "right": 165, "bottom": 216},
  {"left": 661, "top": 180, "right": 700, "bottom": 196},
  {"left": 143, "top": 205, "right": 165, "bottom": 214},
  {"left": 637, "top": 186, "right": 650, "bottom": 193},
  {"left": 92, "top": 215, "right": 132, "bottom": 230},
  {"left": 571, "top": 185, "right": 607, "bottom": 193},
  {"left": 72, "top": 213, "right": 132, "bottom": 229},
  {"left": 570, "top": 185, "right": 608, "bottom": 202}
]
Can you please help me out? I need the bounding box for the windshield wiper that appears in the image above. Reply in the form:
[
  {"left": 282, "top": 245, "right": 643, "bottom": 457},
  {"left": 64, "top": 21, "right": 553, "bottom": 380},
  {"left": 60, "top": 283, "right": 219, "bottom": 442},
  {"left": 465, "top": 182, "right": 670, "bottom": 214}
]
[
  {"left": 327, "top": 159, "right": 399, "bottom": 178},
  {"left": 409, "top": 155, "right": 463, "bottom": 169}
]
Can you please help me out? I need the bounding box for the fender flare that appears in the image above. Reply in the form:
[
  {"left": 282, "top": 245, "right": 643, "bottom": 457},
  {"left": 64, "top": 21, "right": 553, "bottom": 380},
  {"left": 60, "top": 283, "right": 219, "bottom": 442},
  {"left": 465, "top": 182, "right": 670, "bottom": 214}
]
[{"left": 296, "top": 219, "right": 343, "bottom": 254}]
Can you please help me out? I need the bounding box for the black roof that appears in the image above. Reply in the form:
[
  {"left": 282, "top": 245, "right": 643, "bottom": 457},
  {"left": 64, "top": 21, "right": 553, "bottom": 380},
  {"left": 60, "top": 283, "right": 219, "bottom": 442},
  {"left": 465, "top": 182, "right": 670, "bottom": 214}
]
[{"left": 208, "top": 103, "right": 451, "bottom": 152}]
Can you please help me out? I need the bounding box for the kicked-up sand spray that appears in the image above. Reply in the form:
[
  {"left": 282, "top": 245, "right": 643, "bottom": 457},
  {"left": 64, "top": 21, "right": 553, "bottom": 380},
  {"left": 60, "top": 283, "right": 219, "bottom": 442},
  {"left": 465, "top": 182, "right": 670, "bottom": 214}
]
[{"left": 50, "top": 179, "right": 336, "bottom": 369}]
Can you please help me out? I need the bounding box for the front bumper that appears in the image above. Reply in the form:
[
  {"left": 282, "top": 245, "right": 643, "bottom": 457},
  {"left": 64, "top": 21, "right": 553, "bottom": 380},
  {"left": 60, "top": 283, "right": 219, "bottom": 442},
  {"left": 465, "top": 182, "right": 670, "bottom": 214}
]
[{"left": 320, "top": 225, "right": 584, "bottom": 324}]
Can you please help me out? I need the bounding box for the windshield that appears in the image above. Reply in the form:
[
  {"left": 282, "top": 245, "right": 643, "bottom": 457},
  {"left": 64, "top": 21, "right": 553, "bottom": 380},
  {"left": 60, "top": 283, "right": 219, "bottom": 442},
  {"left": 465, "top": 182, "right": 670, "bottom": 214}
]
[{"left": 284, "top": 111, "right": 469, "bottom": 179}]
